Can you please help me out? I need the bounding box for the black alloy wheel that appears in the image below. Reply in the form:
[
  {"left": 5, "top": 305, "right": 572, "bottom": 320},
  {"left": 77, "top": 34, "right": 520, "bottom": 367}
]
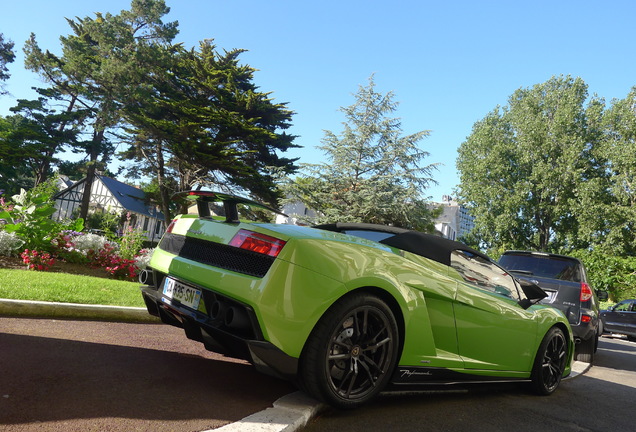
[
  {"left": 300, "top": 292, "right": 400, "bottom": 409},
  {"left": 531, "top": 326, "right": 568, "bottom": 395}
]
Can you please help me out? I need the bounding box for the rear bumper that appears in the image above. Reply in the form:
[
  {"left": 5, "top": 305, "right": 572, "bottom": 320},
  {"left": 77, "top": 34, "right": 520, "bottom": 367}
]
[
  {"left": 140, "top": 285, "right": 298, "bottom": 381},
  {"left": 546, "top": 303, "right": 598, "bottom": 343},
  {"left": 571, "top": 319, "right": 597, "bottom": 343}
]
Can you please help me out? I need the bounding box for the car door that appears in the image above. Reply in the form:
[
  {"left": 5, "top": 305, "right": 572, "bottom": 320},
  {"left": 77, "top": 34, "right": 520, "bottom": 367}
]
[
  {"left": 604, "top": 300, "right": 632, "bottom": 334},
  {"left": 450, "top": 250, "right": 539, "bottom": 372}
]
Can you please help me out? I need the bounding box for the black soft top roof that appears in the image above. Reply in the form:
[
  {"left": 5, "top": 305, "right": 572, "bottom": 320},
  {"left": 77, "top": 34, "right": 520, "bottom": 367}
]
[{"left": 314, "top": 222, "right": 490, "bottom": 267}]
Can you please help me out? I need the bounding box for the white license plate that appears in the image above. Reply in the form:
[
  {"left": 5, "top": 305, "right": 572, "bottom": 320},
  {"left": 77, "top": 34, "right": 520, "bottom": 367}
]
[{"left": 162, "top": 277, "right": 202, "bottom": 310}]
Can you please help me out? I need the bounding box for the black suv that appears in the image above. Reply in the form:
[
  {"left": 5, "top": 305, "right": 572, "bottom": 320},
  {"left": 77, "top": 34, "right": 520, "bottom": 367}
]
[{"left": 498, "top": 251, "right": 608, "bottom": 363}]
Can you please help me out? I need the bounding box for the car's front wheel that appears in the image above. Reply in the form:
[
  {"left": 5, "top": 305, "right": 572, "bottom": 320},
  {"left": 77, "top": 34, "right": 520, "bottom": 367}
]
[
  {"left": 299, "top": 292, "right": 400, "bottom": 409},
  {"left": 530, "top": 326, "right": 568, "bottom": 395}
]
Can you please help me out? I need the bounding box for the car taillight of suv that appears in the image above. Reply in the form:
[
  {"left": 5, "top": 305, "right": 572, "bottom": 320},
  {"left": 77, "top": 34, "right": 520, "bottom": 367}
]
[{"left": 580, "top": 282, "right": 593, "bottom": 302}]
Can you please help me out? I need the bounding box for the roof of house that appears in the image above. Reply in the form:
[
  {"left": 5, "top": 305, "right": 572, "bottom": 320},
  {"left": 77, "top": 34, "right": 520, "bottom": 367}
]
[{"left": 98, "top": 175, "right": 164, "bottom": 221}]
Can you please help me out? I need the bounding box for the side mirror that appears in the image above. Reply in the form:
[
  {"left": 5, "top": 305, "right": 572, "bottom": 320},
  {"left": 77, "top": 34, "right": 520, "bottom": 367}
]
[
  {"left": 517, "top": 278, "right": 548, "bottom": 309},
  {"left": 597, "top": 290, "right": 609, "bottom": 302}
]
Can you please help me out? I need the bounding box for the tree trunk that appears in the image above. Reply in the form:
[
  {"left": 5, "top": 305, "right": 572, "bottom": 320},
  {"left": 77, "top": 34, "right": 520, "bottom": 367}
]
[
  {"left": 78, "top": 129, "right": 104, "bottom": 221},
  {"left": 155, "top": 140, "right": 172, "bottom": 223}
]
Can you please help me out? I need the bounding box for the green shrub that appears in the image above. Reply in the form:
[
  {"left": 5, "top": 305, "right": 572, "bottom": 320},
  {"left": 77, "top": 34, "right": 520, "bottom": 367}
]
[
  {"left": 118, "top": 212, "right": 146, "bottom": 260},
  {"left": 0, "top": 178, "right": 83, "bottom": 251},
  {"left": 0, "top": 231, "right": 24, "bottom": 256}
]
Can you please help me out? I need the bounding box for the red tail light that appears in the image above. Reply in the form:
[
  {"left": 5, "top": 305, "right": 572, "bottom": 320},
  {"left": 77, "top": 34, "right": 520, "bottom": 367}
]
[
  {"left": 580, "top": 282, "right": 593, "bottom": 302},
  {"left": 581, "top": 314, "right": 592, "bottom": 323},
  {"left": 229, "top": 229, "right": 286, "bottom": 257}
]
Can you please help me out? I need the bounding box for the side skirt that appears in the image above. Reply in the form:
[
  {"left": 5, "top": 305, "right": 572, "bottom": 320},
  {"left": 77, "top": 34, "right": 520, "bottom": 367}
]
[{"left": 388, "top": 366, "right": 530, "bottom": 390}]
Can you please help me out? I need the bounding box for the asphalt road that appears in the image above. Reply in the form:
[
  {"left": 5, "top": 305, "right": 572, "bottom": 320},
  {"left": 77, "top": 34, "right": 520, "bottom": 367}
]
[
  {"left": 0, "top": 317, "right": 296, "bottom": 432},
  {"left": 301, "top": 336, "right": 636, "bottom": 432},
  {"left": 4, "top": 316, "right": 635, "bottom": 432}
]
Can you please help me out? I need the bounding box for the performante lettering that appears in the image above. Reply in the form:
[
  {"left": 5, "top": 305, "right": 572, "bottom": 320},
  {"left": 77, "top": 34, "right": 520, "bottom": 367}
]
[{"left": 399, "top": 369, "right": 433, "bottom": 379}]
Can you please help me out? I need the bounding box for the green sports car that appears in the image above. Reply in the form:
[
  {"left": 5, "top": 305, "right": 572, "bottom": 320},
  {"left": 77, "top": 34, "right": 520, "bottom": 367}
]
[{"left": 140, "top": 191, "right": 574, "bottom": 408}]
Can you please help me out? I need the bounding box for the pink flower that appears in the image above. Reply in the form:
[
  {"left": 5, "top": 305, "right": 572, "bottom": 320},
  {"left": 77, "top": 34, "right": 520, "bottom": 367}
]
[{"left": 21, "top": 249, "right": 55, "bottom": 271}]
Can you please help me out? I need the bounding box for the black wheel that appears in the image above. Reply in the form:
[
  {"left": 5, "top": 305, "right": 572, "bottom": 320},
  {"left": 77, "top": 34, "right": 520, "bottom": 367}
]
[
  {"left": 299, "top": 292, "right": 400, "bottom": 409},
  {"left": 575, "top": 336, "right": 595, "bottom": 363},
  {"left": 595, "top": 320, "right": 603, "bottom": 351},
  {"left": 531, "top": 326, "right": 568, "bottom": 395}
]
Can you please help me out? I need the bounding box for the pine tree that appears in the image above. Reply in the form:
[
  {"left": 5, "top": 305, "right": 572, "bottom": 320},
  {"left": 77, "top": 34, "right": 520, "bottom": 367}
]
[{"left": 285, "top": 76, "right": 438, "bottom": 231}]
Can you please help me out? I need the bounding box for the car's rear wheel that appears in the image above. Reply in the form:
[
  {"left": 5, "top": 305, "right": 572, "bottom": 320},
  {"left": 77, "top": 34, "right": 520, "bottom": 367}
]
[
  {"left": 299, "top": 292, "right": 399, "bottom": 409},
  {"left": 530, "top": 326, "right": 568, "bottom": 395}
]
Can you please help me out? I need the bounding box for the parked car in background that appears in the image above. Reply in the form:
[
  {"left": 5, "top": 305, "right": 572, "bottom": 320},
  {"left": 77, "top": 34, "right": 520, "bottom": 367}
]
[
  {"left": 600, "top": 299, "right": 636, "bottom": 341},
  {"left": 139, "top": 191, "right": 575, "bottom": 409},
  {"left": 498, "top": 251, "right": 608, "bottom": 363}
]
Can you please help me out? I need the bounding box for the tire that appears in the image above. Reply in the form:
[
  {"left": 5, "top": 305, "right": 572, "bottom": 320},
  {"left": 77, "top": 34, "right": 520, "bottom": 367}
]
[
  {"left": 530, "top": 326, "right": 568, "bottom": 396},
  {"left": 575, "top": 336, "right": 595, "bottom": 363},
  {"left": 299, "top": 292, "right": 400, "bottom": 409},
  {"left": 594, "top": 321, "right": 602, "bottom": 352}
]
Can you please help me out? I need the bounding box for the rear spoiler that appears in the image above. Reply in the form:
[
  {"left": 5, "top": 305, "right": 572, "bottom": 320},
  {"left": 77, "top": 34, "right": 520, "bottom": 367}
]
[{"left": 171, "top": 190, "right": 287, "bottom": 223}]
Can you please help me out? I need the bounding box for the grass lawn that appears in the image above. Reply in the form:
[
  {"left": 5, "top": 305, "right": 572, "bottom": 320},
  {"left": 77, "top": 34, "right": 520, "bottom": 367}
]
[{"left": 0, "top": 268, "right": 145, "bottom": 307}]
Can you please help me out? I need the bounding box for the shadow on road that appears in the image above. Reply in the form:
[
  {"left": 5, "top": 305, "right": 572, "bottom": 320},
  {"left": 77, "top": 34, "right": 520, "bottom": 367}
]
[
  {"left": 301, "top": 338, "right": 636, "bottom": 432},
  {"left": 0, "top": 328, "right": 295, "bottom": 431},
  {"left": 597, "top": 336, "right": 636, "bottom": 372}
]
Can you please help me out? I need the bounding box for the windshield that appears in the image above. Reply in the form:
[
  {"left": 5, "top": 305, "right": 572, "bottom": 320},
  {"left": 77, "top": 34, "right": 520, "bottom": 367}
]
[{"left": 498, "top": 253, "right": 582, "bottom": 282}]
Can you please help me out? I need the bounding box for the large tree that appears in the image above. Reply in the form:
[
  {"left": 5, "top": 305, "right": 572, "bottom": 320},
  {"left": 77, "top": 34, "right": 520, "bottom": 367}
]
[
  {"left": 120, "top": 40, "right": 298, "bottom": 219},
  {"left": 457, "top": 75, "right": 601, "bottom": 253},
  {"left": 23, "top": 0, "right": 178, "bottom": 220},
  {"left": 0, "top": 33, "right": 15, "bottom": 95},
  {"left": 22, "top": 0, "right": 296, "bottom": 222},
  {"left": 284, "top": 76, "right": 438, "bottom": 231},
  {"left": 0, "top": 116, "right": 33, "bottom": 195},
  {"left": 2, "top": 97, "right": 82, "bottom": 187},
  {"left": 589, "top": 87, "right": 636, "bottom": 255}
]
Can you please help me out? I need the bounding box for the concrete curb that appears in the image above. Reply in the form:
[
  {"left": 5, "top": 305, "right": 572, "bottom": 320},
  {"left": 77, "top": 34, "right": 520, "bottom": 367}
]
[
  {"left": 566, "top": 360, "right": 592, "bottom": 380},
  {"left": 0, "top": 298, "right": 159, "bottom": 323},
  {"left": 210, "top": 392, "right": 325, "bottom": 432}
]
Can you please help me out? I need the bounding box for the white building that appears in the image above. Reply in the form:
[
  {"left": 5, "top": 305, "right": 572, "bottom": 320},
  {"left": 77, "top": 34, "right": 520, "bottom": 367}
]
[{"left": 432, "top": 195, "right": 475, "bottom": 241}]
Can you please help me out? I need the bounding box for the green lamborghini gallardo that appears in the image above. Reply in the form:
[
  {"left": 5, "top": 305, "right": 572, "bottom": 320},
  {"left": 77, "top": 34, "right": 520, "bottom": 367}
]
[{"left": 140, "top": 191, "right": 574, "bottom": 408}]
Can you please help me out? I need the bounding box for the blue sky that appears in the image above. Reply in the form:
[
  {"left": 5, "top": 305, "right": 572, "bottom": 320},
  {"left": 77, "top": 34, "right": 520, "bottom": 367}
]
[{"left": 2, "top": 0, "right": 635, "bottom": 201}]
